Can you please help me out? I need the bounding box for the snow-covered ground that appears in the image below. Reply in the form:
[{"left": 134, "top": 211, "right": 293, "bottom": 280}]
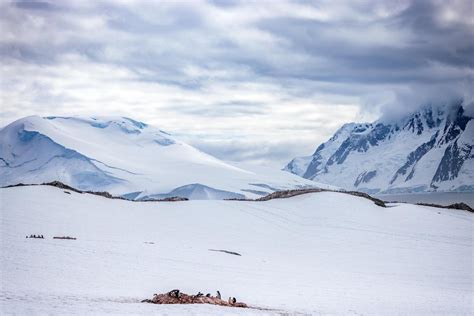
[{"left": 1, "top": 185, "right": 472, "bottom": 315}]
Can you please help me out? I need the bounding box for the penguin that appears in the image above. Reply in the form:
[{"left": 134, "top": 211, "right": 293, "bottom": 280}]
[
  {"left": 228, "top": 297, "right": 232, "bottom": 304},
  {"left": 232, "top": 297, "right": 236, "bottom": 304},
  {"left": 216, "top": 290, "right": 221, "bottom": 299},
  {"left": 196, "top": 292, "right": 203, "bottom": 297},
  {"left": 169, "top": 289, "right": 180, "bottom": 298},
  {"left": 206, "top": 293, "right": 211, "bottom": 297}
]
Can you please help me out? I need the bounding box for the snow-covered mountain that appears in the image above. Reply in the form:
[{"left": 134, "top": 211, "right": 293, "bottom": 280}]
[
  {"left": 0, "top": 116, "right": 328, "bottom": 200},
  {"left": 285, "top": 101, "right": 474, "bottom": 194}
]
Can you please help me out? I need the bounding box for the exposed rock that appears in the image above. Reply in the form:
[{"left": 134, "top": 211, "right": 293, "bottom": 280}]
[
  {"left": 256, "top": 188, "right": 386, "bottom": 207},
  {"left": 2, "top": 182, "right": 188, "bottom": 202},
  {"left": 447, "top": 202, "right": 473, "bottom": 212},
  {"left": 209, "top": 249, "right": 241, "bottom": 256},
  {"left": 256, "top": 188, "right": 324, "bottom": 201},
  {"left": 141, "top": 290, "right": 247, "bottom": 308},
  {"left": 390, "top": 133, "right": 438, "bottom": 184},
  {"left": 158, "top": 196, "right": 189, "bottom": 202},
  {"left": 354, "top": 170, "right": 377, "bottom": 187},
  {"left": 416, "top": 202, "right": 473, "bottom": 212}
]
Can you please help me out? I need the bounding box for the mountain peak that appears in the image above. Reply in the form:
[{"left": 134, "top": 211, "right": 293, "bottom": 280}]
[
  {"left": 285, "top": 101, "right": 473, "bottom": 194},
  {"left": 43, "top": 116, "right": 150, "bottom": 135}
]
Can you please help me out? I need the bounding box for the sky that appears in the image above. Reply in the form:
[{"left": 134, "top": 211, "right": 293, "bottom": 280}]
[{"left": 1, "top": 0, "right": 473, "bottom": 168}]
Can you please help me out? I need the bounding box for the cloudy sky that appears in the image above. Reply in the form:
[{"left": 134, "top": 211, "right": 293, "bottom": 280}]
[{"left": 1, "top": 0, "right": 473, "bottom": 167}]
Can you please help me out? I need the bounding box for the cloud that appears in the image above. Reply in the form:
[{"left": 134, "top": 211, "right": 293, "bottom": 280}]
[{"left": 1, "top": 0, "right": 472, "bottom": 166}]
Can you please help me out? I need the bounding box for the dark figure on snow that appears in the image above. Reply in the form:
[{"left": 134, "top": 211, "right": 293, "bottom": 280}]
[
  {"left": 216, "top": 290, "right": 221, "bottom": 299},
  {"left": 232, "top": 297, "right": 237, "bottom": 304},
  {"left": 195, "top": 292, "right": 203, "bottom": 297},
  {"left": 206, "top": 293, "right": 211, "bottom": 297},
  {"left": 169, "top": 289, "right": 180, "bottom": 298}
]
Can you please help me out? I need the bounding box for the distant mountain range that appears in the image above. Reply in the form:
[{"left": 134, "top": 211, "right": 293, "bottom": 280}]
[
  {"left": 0, "top": 116, "right": 331, "bottom": 200},
  {"left": 285, "top": 101, "right": 473, "bottom": 194}
]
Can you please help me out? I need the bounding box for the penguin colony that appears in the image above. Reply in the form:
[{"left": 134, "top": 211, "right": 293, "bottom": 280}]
[{"left": 142, "top": 289, "right": 247, "bottom": 308}]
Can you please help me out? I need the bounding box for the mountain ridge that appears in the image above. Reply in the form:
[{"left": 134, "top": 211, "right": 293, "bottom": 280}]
[
  {"left": 0, "top": 115, "right": 331, "bottom": 199},
  {"left": 285, "top": 101, "right": 474, "bottom": 194}
]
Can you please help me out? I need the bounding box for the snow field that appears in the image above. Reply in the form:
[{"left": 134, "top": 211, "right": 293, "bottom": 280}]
[{"left": 1, "top": 186, "right": 472, "bottom": 315}]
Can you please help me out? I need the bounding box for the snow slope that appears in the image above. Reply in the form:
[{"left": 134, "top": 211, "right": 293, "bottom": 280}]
[
  {"left": 285, "top": 101, "right": 474, "bottom": 194},
  {"left": 0, "top": 116, "right": 328, "bottom": 199},
  {"left": 1, "top": 185, "right": 472, "bottom": 315}
]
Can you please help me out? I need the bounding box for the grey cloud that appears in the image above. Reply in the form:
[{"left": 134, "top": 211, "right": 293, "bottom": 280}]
[
  {"left": 106, "top": 5, "right": 203, "bottom": 34},
  {"left": 208, "top": 0, "right": 241, "bottom": 8},
  {"left": 1, "top": 0, "right": 472, "bottom": 165},
  {"left": 14, "top": 1, "right": 54, "bottom": 10},
  {"left": 186, "top": 138, "right": 313, "bottom": 168},
  {"left": 162, "top": 101, "right": 266, "bottom": 117},
  {"left": 257, "top": 16, "right": 470, "bottom": 84}
]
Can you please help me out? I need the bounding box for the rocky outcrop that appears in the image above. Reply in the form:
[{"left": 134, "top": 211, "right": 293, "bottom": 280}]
[
  {"left": 2, "top": 182, "right": 189, "bottom": 202},
  {"left": 416, "top": 202, "right": 473, "bottom": 212},
  {"left": 256, "top": 188, "right": 386, "bottom": 207},
  {"left": 141, "top": 290, "right": 247, "bottom": 308}
]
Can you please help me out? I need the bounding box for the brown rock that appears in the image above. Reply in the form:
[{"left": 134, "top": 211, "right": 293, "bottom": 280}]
[{"left": 142, "top": 290, "right": 248, "bottom": 308}]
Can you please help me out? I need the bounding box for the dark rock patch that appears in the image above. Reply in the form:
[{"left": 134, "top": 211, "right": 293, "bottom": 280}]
[
  {"left": 255, "top": 188, "right": 386, "bottom": 207},
  {"left": 53, "top": 236, "right": 77, "bottom": 240},
  {"left": 416, "top": 202, "right": 473, "bottom": 212},
  {"left": 209, "top": 249, "right": 241, "bottom": 256},
  {"left": 2, "top": 182, "right": 189, "bottom": 202},
  {"left": 142, "top": 290, "right": 247, "bottom": 308}
]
